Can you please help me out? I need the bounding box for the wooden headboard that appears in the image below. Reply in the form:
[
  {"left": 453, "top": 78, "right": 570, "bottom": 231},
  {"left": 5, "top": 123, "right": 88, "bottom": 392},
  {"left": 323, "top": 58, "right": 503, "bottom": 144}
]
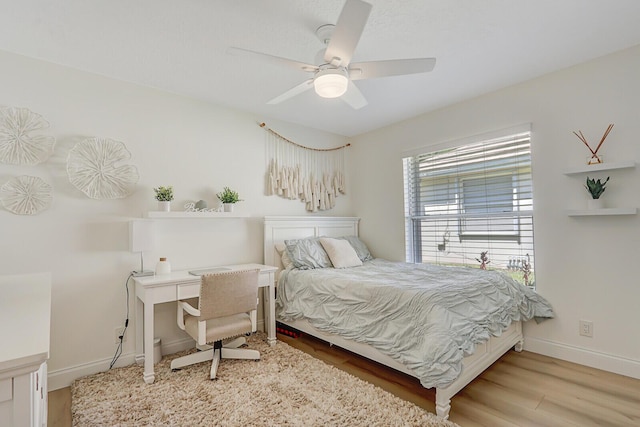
[{"left": 263, "top": 216, "right": 360, "bottom": 270}]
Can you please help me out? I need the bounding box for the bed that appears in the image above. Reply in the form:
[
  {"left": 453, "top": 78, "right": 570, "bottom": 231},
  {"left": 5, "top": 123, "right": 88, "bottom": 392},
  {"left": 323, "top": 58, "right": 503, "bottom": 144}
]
[{"left": 263, "top": 216, "right": 553, "bottom": 419}]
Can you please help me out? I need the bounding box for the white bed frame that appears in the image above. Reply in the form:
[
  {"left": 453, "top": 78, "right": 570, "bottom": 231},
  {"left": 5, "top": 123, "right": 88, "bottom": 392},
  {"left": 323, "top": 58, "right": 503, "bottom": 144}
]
[{"left": 264, "top": 216, "right": 524, "bottom": 419}]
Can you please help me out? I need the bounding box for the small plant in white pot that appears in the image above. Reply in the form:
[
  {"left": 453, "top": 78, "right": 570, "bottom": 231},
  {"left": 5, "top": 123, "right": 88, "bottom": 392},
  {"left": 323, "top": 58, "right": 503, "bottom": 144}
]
[
  {"left": 154, "top": 186, "right": 174, "bottom": 212},
  {"left": 585, "top": 176, "right": 609, "bottom": 209},
  {"left": 217, "top": 187, "right": 242, "bottom": 212}
]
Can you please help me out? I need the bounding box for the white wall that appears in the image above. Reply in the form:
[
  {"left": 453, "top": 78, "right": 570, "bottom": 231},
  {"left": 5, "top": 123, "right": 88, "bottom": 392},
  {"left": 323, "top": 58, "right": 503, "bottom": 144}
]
[
  {"left": 4, "top": 40, "right": 638, "bottom": 390},
  {"left": 350, "top": 45, "right": 640, "bottom": 378},
  {"left": 0, "top": 50, "right": 352, "bottom": 389}
]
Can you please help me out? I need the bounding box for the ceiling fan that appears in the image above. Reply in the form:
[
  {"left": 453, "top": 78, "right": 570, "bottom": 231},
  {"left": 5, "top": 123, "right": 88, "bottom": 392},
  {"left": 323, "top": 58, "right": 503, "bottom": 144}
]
[{"left": 227, "top": 0, "right": 436, "bottom": 109}]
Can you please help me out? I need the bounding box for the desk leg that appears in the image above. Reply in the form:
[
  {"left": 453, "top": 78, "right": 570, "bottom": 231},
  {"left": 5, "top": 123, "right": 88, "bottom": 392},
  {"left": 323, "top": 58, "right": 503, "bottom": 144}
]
[
  {"left": 265, "top": 277, "right": 276, "bottom": 346},
  {"left": 142, "top": 301, "right": 155, "bottom": 384},
  {"left": 135, "top": 297, "right": 144, "bottom": 366}
]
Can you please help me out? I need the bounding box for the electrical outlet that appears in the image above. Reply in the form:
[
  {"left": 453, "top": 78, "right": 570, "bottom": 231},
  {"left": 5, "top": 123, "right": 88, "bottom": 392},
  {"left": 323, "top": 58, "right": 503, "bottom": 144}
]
[
  {"left": 579, "top": 320, "right": 593, "bottom": 337},
  {"left": 114, "top": 327, "right": 127, "bottom": 344}
]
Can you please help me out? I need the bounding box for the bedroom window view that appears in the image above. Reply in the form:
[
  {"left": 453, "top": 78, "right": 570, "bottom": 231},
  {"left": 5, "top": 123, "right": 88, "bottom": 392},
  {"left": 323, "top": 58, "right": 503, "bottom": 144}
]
[{"left": 403, "top": 129, "right": 535, "bottom": 288}]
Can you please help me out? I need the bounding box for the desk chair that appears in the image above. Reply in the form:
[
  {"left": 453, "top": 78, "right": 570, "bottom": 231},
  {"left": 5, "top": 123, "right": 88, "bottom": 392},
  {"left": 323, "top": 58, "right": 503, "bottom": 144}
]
[{"left": 170, "top": 269, "right": 261, "bottom": 379}]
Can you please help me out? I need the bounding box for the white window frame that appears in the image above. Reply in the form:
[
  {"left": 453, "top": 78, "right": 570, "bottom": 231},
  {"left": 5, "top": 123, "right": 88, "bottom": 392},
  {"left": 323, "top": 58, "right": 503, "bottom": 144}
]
[{"left": 402, "top": 124, "right": 535, "bottom": 287}]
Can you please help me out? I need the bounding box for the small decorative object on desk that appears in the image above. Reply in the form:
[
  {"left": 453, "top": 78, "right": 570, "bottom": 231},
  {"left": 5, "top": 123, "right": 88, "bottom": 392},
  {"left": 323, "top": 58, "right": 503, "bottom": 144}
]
[
  {"left": 154, "top": 186, "right": 174, "bottom": 212},
  {"left": 155, "top": 257, "right": 171, "bottom": 275},
  {"left": 585, "top": 176, "right": 609, "bottom": 209},
  {"left": 573, "top": 124, "right": 614, "bottom": 165},
  {"left": 216, "top": 186, "right": 242, "bottom": 212}
]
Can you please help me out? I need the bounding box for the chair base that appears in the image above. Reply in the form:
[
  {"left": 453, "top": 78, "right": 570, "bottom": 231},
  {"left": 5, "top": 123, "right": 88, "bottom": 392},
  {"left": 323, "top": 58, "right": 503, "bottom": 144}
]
[{"left": 170, "top": 336, "right": 260, "bottom": 379}]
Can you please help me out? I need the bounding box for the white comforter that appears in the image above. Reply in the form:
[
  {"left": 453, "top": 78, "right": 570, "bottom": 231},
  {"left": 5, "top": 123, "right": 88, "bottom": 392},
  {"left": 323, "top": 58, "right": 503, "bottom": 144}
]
[{"left": 276, "top": 259, "right": 553, "bottom": 388}]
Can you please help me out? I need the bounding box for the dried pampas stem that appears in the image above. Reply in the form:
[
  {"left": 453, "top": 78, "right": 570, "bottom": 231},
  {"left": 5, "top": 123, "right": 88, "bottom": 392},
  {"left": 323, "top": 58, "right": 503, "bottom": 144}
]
[{"left": 572, "top": 123, "right": 614, "bottom": 164}]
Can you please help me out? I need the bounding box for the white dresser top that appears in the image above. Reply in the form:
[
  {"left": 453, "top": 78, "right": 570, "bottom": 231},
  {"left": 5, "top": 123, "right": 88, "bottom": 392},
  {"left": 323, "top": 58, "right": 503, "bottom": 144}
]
[{"left": 0, "top": 272, "right": 51, "bottom": 378}]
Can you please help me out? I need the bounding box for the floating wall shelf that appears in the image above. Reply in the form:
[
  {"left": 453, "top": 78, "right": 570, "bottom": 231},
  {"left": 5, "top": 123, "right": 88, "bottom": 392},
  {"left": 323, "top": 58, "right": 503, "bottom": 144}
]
[
  {"left": 564, "top": 161, "right": 636, "bottom": 215},
  {"left": 566, "top": 208, "right": 637, "bottom": 217},
  {"left": 563, "top": 161, "right": 635, "bottom": 175},
  {"left": 146, "top": 211, "right": 250, "bottom": 219}
]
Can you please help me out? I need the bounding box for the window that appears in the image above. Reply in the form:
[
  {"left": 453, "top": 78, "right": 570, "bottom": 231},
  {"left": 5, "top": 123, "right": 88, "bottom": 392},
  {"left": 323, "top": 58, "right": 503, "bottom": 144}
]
[{"left": 403, "top": 126, "right": 535, "bottom": 287}]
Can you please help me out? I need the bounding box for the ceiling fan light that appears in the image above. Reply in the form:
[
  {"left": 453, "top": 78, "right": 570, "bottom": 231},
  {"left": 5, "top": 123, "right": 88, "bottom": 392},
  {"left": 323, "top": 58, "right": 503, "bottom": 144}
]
[{"left": 314, "top": 68, "right": 348, "bottom": 98}]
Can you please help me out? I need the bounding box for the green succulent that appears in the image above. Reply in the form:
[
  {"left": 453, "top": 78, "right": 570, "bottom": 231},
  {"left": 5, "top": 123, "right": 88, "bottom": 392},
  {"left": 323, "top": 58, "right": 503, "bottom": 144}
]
[
  {"left": 153, "top": 186, "right": 174, "bottom": 202},
  {"left": 585, "top": 176, "right": 609, "bottom": 199},
  {"left": 217, "top": 187, "right": 242, "bottom": 204}
]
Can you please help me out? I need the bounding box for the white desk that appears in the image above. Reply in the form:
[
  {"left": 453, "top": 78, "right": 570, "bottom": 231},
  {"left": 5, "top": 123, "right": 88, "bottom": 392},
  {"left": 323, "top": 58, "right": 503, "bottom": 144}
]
[{"left": 133, "top": 263, "right": 277, "bottom": 384}]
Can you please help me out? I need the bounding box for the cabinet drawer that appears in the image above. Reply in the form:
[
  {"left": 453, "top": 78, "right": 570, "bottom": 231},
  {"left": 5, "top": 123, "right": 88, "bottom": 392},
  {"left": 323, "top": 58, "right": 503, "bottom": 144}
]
[
  {"left": 177, "top": 282, "right": 199, "bottom": 299},
  {"left": 0, "top": 378, "right": 11, "bottom": 403}
]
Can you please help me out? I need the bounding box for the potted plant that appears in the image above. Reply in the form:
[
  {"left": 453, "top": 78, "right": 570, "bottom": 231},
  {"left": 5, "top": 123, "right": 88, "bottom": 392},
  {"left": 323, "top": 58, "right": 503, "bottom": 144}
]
[
  {"left": 217, "top": 187, "right": 242, "bottom": 212},
  {"left": 585, "top": 176, "right": 609, "bottom": 209},
  {"left": 154, "top": 186, "right": 174, "bottom": 212}
]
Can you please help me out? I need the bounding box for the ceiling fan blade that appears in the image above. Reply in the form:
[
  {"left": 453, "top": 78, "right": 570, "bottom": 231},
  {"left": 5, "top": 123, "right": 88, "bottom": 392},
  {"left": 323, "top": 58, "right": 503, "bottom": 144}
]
[
  {"left": 267, "top": 79, "right": 314, "bottom": 105},
  {"left": 227, "top": 47, "right": 318, "bottom": 73},
  {"left": 340, "top": 81, "right": 368, "bottom": 109},
  {"left": 349, "top": 58, "right": 436, "bottom": 80},
  {"left": 324, "top": 0, "right": 372, "bottom": 67}
]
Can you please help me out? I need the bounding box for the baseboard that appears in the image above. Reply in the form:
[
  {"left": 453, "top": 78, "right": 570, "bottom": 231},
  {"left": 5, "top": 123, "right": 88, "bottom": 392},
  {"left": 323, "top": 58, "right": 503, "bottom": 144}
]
[
  {"left": 525, "top": 337, "right": 640, "bottom": 379},
  {"left": 48, "top": 338, "right": 194, "bottom": 391}
]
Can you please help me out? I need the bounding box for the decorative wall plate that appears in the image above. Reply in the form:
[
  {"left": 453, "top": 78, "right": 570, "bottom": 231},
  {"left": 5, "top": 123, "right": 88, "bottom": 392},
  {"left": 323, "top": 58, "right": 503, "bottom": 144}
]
[
  {"left": 67, "top": 137, "right": 139, "bottom": 199},
  {"left": 0, "top": 175, "right": 53, "bottom": 215},
  {"left": 0, "top": 106, "right": 56, "bottom": 165}
]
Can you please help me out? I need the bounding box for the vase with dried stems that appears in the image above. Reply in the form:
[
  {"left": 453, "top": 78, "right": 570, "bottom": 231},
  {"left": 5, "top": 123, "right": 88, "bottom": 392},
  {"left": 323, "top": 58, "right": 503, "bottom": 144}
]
[{"left": 573, "top": 123, "right": 614, "bottom": 165}]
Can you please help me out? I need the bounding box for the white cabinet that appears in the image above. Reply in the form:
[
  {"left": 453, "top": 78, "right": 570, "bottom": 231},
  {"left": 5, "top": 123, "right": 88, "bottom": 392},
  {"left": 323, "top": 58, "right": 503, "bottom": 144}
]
[
  {"left": 33, "top": 363, "right": 47, "bottom": 427},
  {"left": 1, "top": 362, "right": 47, "bottom": 427},
  {"left": 0, "top": 273, "right": 51, "bottom": 427},
  {"left": 563, "top": 161, "right": 636, "bottom": 216}
]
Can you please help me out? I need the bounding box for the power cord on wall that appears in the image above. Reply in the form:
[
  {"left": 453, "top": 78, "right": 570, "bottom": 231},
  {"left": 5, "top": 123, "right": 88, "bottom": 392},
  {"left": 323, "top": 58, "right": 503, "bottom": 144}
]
[{"left": 109, "top": 273, "right": 133, "bottom": 369}]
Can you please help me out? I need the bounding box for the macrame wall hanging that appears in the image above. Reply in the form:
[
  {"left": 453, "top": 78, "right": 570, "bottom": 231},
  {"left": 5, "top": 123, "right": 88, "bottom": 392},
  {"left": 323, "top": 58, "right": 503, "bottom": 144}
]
[{"left": 260, "top": 123, "right": 348, "bottom": 212}]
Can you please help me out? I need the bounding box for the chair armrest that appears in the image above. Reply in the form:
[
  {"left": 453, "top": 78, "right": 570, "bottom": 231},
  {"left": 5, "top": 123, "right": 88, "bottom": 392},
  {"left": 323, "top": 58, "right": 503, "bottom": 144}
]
[
  {"left": 179, "top": 301, "right": 200, "bottom": 316},
  {"left": 176, "top": 301, "right": 201, "bottom": 330}
]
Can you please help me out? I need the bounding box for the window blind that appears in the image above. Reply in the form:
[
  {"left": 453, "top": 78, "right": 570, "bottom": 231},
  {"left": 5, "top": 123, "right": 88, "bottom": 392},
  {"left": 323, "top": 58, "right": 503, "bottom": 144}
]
[{"left": 403, "top": 130, "right": 535, "bottom": 288}]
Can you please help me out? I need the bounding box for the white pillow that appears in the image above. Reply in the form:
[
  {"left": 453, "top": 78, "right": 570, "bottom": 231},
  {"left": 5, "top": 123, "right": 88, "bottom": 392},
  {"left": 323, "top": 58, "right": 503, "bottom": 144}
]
[
  {"left": 275, "top": 243, "right": 294, "bottom": 270},
  {"left": 319, "top": 237, "right": 363, "bottom": 268}
]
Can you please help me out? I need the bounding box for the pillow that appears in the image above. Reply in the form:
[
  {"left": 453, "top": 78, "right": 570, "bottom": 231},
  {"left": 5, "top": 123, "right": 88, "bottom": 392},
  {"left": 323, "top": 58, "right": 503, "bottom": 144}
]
[
  {"left": 281, "top": 252, "right": 294, "bottom": 270},
  {"left": 275, "top": 243, "right": 294, "bottom": 270},
  {"left": 284, "top": 237, "right": 332, "bottom": 269},
  {"left": 319, "top": 237, "right": 363, "bottom": 269},
  {"left": 338, "top": 235, "right": 373, "bottom": 261}
]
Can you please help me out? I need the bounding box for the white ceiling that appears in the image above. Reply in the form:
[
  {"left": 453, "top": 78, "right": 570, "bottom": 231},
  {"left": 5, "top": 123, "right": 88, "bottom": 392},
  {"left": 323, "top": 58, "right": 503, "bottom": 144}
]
[{"left": 2, "top": 0, "right": 640, "bottom": 137}]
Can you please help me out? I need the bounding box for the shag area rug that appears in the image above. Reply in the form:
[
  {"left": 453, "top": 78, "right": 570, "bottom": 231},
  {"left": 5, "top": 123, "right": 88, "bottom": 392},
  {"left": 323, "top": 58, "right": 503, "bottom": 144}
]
[{"left": 72, "top": 333, "right": 460, "bottom": 426}]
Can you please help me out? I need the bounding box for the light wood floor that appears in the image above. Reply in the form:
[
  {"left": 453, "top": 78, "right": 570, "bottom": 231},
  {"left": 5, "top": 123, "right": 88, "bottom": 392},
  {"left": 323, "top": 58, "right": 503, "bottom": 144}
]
[{"left": 49, "top": 333, "right": 640, "bottom": 427}]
